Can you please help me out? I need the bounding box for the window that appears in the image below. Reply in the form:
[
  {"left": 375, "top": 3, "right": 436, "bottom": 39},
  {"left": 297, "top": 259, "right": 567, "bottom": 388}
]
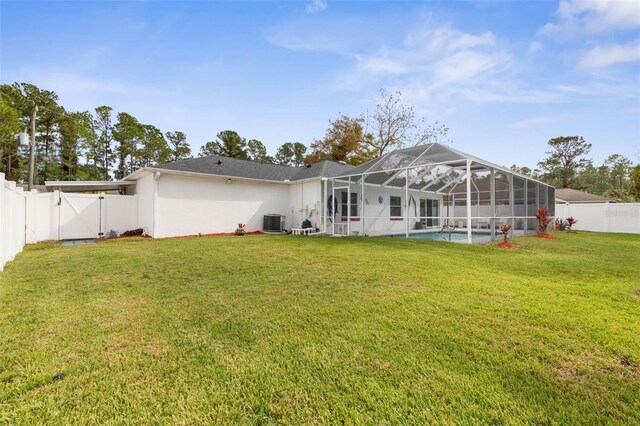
[
  {"left": 341, "top": 191, "right": 358, "bottom": 217},
  {"left": 390, "top": 196, "right": 402, "bottom": 217}
]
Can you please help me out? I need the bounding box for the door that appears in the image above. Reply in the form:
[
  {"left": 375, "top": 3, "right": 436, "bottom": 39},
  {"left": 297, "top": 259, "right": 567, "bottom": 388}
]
[
  {"left": 59, "top": 193, "right": 102, "bottom": 240},
  {"left": 419, "top": 199, "right": 427, "bottom": 225},
  {"left": 426, "top": 199, "right": 440, "bottom": 227}
]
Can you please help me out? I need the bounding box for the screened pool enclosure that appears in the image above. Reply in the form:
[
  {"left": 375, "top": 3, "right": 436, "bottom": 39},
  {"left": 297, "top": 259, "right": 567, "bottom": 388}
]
[{"left": 323, "top": 144, "right": 555, "bottom": 244}]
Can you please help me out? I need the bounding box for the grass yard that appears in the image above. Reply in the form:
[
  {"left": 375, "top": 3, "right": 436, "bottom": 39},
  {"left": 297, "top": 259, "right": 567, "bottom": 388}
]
[{"left": 1, "top": 232, "right": 639, "bottom": 424}]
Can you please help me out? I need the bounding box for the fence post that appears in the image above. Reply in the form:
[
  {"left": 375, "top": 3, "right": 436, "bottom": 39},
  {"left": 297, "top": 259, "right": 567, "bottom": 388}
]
[
  {"left": 0, "top": 173, "right": 4, "bottom": 271},
  {"left": 7, "top": 180, "right": 16, "bottom": 265},
  {"left": 24, "top": 189, "right": 35, "bottom": 244}
]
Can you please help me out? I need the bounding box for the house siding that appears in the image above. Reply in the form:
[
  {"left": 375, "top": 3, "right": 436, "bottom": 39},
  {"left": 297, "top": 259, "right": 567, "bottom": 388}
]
[{"left": 155, "top": 173, "right": 291, "bottom": 238}]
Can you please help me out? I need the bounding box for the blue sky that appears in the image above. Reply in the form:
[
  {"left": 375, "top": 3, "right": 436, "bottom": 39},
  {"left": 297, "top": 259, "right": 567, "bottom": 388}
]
[{"left": 1, "top": 0, "right": 639, "bottom": 169}]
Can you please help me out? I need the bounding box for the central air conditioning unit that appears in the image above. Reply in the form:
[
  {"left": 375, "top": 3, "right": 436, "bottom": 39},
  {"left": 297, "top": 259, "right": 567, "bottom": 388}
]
[{"left": 263, "top": 214, "right": 285, "bottom": 232}]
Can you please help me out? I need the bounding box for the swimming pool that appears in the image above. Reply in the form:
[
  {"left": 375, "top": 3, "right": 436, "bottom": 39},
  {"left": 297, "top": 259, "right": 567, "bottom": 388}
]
[{"left": 390, "top": 231, "right": 493, "bottom": 243}]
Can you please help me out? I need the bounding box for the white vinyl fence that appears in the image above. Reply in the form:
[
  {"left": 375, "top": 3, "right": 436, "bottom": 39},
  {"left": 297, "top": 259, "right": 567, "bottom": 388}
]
[
  {"left": 1, "top": 174, "right": 28, "bottom": 271},
  {"left": 1, "top": 173, "right": 138, "bottom": 271},
  {"left": 555, "top": 203, "right": 640, "bottom": 234}
]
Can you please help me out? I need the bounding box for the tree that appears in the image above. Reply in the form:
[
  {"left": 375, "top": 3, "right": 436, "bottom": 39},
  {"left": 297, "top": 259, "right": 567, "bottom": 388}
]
[
  {"left": 537, "top": 136, "right": 592, "bottom": 188},
  {"left": 305, "top": 115, "right": 371, "bottom": 165},
  {"left": 113, "top": 112, "right": 144, "bottom": 179},
  {"left": 416, "top": 121, "right": 451, "bottom": 146},
  {"left": 90, "top": 106, "right": 115, "bottom": 180},
  {"left": 247, "top": 139, "right": 273, "bottom": 163},
  {"left": 165, "top": 131, "right": 191, "bottom": 162},
  {"left": 363, "top": 89, "right": 449, "bottom": 157},
  {"left": 58, "top": 111, "right": 93, "bottom": 180},
  {"left": 199, "top": 130, "right": 248, "bottom": 159},
  {"left": 574, "top": 160, "right": 609, "bottom": 195},
  {"left": 509, "top": 165, "right": 542, "bottom": 179},
  {"left": 0, "top": 97, "right": 22, "bottom": 179},
  {"left": 0, "top": 83, "right": 63, "bottom": 184},
  {"left": 275, "top": 142, "right": 308, "bottom": 166},
  {"left": 136, "top": 124, "right": 171, "bottom": 168},
  {"left": 630, "top": 164, "right": 640, "bottom": 201},
  {"left": 603, "top": 154, "right": 633, "bottom": 193}
]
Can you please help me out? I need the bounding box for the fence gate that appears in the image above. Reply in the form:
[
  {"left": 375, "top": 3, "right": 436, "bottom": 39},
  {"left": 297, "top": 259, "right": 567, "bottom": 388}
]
[{"left": 59, "top": 193, "right": 103, "bottom": 240}]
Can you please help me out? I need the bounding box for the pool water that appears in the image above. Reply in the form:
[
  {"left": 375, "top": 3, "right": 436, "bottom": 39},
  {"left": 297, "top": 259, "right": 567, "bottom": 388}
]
[{"left": 390, "top": 231, "right": 493, "bottom": 243}]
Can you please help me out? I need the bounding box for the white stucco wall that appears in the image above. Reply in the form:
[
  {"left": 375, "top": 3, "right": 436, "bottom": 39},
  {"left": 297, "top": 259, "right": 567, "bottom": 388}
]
[
  {"left": 288, "top": 181, "right": 323, "bottom": 230},
  {"left": 128, "top": 172, "right": 155, "bottom": 236},
  {"left": 154, "top": 173, "right": 291, "bottom": 238}
]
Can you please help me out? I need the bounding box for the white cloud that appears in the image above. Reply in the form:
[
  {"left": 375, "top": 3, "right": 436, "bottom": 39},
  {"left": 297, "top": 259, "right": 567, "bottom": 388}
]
[
  {"left": 306, "top": 0, "right": 327, "bottom": 14},
  {"left": 267, "top": 16, "right": 374, "bottom": 54},
  {"left": 539, "top": 0, "right": 640, "bottom": 36},
  {"left": 350, "top": 26, "right": 502, "bottom": 80},
  {"left": 320, "top": 22, "right": 570, "bottom": 109},
  {"left": 579, "top": 39, "right": 640, "bottom": 67},
  {"left": 4, "top": 68, "right": 144, "bottom": 104},
  {"left": 355, "top": 54, "right": 410, "bottom": 75},
  {"left": 528, "top": 41, "right": 544, "bottom": 54},
  {"left": 431, "top": 50, "right": 509, "bottom": 84},
  {"left": 405, "top": 27, "right": 495, "bottom": 54}
]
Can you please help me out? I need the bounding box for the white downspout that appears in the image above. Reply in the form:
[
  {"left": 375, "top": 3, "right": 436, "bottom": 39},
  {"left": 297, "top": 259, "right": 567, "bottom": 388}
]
[{"left": 153, "top": 172, "right": 160, "bottom": 238}]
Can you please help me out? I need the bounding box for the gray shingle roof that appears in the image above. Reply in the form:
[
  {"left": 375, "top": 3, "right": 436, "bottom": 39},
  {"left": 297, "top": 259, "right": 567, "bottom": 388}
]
[
  {"left": 555, "top": 188, "right": 615, "bottom": 203},
  {"left": 290, "top": 160, "right": 355, "bottom": 181},
  {"left": 152, "top": 156, "right": 354, "bottom": 182}
]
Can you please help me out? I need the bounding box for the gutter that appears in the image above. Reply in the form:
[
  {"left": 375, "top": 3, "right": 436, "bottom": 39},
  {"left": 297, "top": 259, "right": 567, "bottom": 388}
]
[{"left": 125, "top": 167, "right": 326, "bottom": 186}]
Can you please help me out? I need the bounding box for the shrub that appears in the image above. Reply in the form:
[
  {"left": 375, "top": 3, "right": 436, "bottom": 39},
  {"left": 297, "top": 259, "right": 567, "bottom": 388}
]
[
  {"left": 122, "top": 228, "right": 144, "bottom": 237},
  {"left": 566, "top": 217, "right": 578, "bottom": 232},
  {"left": 235, "top": 223, "right": 246, "bottom": 236},
  {"left": 535, "top": 207, "right": 552, "bottom": 234},
  {"left": 555, "top": 218, "right": 568, "bottom": 231},
  {"left": 500, "top": 224, "right": 512, "bottom": 243}
]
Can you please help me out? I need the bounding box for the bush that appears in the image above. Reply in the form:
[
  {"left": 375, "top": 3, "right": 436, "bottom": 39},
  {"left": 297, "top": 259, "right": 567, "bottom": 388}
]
[
  {"left": 536, "top": 207, "right": 552, "bottom": 234},
  {"left": 500, "top": 224, "right": 512, "bottom": 243},
  {"left": 122, "top": 228, "right": 144, "bottom": 237},
  {"left": 555, "top": 218, "right": 568, "bottom": 231}
]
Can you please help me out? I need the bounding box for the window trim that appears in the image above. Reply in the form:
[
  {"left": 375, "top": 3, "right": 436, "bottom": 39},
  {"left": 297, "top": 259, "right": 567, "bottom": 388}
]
[
  {"left": 390, "top": 195, "right": 402, "bottom": 218},
  {"left": 340, "top": 191, "right": 359, "bottom": 219}
]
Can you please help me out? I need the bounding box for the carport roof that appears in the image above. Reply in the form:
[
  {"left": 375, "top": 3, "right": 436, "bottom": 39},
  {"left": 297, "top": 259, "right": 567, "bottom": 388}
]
[{"left": 45, "top": 180, "right": 136, "bottom": 192}]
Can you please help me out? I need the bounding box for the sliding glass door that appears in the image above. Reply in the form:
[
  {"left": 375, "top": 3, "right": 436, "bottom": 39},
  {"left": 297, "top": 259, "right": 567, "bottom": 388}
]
[{"left": 428, "top": 199, "right": 439, "bottom": 227}]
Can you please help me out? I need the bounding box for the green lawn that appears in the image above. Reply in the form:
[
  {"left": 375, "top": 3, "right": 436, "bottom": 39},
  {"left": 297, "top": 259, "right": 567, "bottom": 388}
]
[{"left": 1, "top": 232, "right": 639, "bottom": 424}]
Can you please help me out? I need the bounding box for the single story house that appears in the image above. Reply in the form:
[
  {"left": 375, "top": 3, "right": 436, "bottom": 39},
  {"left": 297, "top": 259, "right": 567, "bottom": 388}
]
[
  {"left": 122, "top": 156, "right": 353, "bottom": 238},
  {"left": 116, "top": 143, "right": 555, "bottom": 241}
]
